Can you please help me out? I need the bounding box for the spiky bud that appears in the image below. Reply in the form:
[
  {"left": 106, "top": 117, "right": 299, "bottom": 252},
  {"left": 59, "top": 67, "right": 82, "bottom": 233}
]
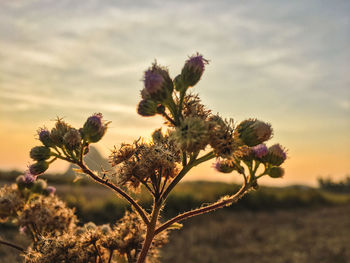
[
  {"left": 142, "top": 63, "right": 173, "bottom": 102},
  {"left": 32, "top": 179, "right": 47, "bottom": 193},
  {"left": 263, "top": 144, "right": 287, "bottom": 166},
  {"left": 252, "top": 144, "right": 268, "bottom": 159},
  {"left": 30, "top": 146, "right": 51, "bottom": 161},
  {"left": 267, "top": 166, "right": 285, "bottom": 178},
  {"left": 50, "top": 119, "right": 71, "bottom": 147},
  {"left": 37, "top": 128, "right": 54, "bottom": 147},
  {"left": 152, "top": 129, "right": 164, "bottom": 143},
  {"left": 137, "top": 99, "right": 158, "bottom": 116},
  {"left": 234, "top": 119, "right": 272, "bottom": 147},
  {"left": 214, "top": 159, "right": 244, "bottom": 174},
  {"left": 181, "top": 53, "right": 208, "bottom": 88},
  {"left": 24, "top": 172, "right": 36, "bottom": 184},
  {"left": 172, "top": 117, "right": 209, "bottom": 152},
  {"left": 29, "top": 161, "right": 49, "bottom": 175},
  {"left": 82, "top": 113, "right": 109, "bottom": 143},
  {"left": 63, "top": 128, "right": 81, "bottom": 150}
]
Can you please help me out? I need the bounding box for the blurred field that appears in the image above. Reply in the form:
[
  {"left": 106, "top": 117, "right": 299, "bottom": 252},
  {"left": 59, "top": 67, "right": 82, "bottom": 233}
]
[
  {"left": 162, "top": 205, "right": 350, "bottom": 263},
  {"left": 1, "top": 171, "right": 350, "bottom": 262}
]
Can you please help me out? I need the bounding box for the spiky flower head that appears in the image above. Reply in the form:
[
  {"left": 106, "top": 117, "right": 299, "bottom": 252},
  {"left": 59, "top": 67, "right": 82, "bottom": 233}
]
[
  {"left": 252, "top": 144, "right": 268, "bottom": 159},
  {"left": 137, "top": 99, "right": 158, "bottom": 116},
  {"left": 234, "top": 119, "right": 272, "bottom": 147},
  {"left": 29, "top": 161, "right": 49, "bottom": 175},
  {"left": 37, "top": 128, "right": 54, "bottom": 147},
  {"left": 263, "top": 144, "right": 287, "bottom": 166},
  {"left": 50, "top": 118, "right": 71, "bottom": 147},
  {"left": 214, "top": 159, "right": 244, "bottom": 174},
  {"left": 152, "top": 128, "right": 164, "bottom": 143},
  {"left": 267, "top": 166, "right": 285, "bottom": 178},
  {"left": 30, "top": 146, "right": 51, "bottom": 161},
  {"left": 82, "top": 113, "right": 109, "bottom": 143},
  {"left": 63, "top": 128, "right": 82, "bottom": 150},
  {"left": 208, "top": 115, "right": 239, "bottom": 158},
  {"left": 181, "top": 53, "right": 208, "bottom": 88},
  {"left": 24, "top": 172, "right": 37, "bottom": 184},
  {"left": 172, "top": 117, "right": 209, "bottom": 153},
  {"left": 142, "top": 62, "right": 173, "bottom": 102}
]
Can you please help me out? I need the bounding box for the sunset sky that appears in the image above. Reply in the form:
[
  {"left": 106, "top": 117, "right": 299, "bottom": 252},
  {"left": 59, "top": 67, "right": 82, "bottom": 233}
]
[{"left": 0, "top": 0, "right": 349, "bottom": 186}]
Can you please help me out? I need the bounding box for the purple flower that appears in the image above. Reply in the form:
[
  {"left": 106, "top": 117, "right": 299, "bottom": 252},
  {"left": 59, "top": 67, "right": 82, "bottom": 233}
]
[
  {"left": 144, "top": 70, "right": 164, "bottom": 95},
  {"left": 252, "top": 144, "right": 268, "bottom": 158},
  {"left": 185, "top": 54, "right": 207, "bottom": 74},
  {"left": 24, "top": 171, "right": 37, "bottom": 184},
  {"left": 46, "top": 186, "right": 56, "bottom": 195},
  {"left": 19, "top": 226, "right": 27, "bottom": 234}
]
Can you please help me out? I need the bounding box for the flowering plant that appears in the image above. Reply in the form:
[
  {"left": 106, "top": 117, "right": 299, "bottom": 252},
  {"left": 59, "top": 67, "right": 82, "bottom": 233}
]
[{"left": 0, "top": 54, "right": 286, "bottom": 263}]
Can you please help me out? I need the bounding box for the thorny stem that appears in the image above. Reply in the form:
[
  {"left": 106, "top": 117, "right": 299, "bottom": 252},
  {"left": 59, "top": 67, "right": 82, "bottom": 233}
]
[
  {"left": 136, "top": 204, "right": 162, "bottom": 263},
  {"left": 78, "top": 161, "right": 150, "bottom": 225},
  {"left": 155, "top": 180, "right": 250, "bottom": 235},
  {"left": 0, "top": 239, "right": 24, "bottom": 252}
]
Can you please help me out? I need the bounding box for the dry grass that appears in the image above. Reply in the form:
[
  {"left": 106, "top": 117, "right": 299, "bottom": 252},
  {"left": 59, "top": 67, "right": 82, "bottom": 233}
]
[{"left": 161, "top": 205, "right": 350, "bottom": 263}]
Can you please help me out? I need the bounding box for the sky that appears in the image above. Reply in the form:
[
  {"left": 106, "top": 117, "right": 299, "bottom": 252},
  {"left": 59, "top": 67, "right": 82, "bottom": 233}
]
[{"left": 0, "top": 0, "right": 349, "bottom": 186}]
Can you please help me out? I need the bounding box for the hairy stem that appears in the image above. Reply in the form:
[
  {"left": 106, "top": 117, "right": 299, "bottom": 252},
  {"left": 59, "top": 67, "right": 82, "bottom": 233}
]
[
  {"left": 160, "top": 151, "right": 215, "bottom": 202},
  {"left": 136, "top": 204, "right": 162, "bottom": 263},
  {"left": 155, "top": 182, "right": 249, "bottom": 235},
  {"left": 0, "top": 239, "right": 24, "bottom": 252},
  {"left": 78, "top": 162, "right": 150, "bottom": 225}
]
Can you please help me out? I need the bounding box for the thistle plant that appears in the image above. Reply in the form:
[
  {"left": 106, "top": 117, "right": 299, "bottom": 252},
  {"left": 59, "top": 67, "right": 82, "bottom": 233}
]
[{"left": 0, "top": 53, "right": 287, "bottom": 263}]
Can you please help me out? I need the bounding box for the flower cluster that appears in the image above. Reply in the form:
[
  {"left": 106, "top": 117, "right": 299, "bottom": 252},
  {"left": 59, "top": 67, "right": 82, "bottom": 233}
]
[{"left": 29, "top": 114, "right": 109, "bottom": 175}]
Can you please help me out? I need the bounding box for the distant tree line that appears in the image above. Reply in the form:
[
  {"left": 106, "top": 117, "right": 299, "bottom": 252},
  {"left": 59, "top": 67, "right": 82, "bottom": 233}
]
[{"left": 318, "top": 175, "right": 350, "bottom": 193}]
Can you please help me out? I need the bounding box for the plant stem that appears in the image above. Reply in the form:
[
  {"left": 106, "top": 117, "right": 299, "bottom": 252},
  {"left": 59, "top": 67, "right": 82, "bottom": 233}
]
[
  {"left": 160, "top": 151, "right": 215, "bottom": 202},
  {"left": 108, "top": 250, "right": 114, "bottom": 263},
  {"left": 0, "top": 239, "right": 24, "bottom": 252},
  {"left": 136, "top": 203, "right": 162, "bottom": 263},
  {"left": 155, "top": 182, "right": 249, "bottom": 235},
  {"left": 78, "top": 162, "right": 150, "bottom": 225}
]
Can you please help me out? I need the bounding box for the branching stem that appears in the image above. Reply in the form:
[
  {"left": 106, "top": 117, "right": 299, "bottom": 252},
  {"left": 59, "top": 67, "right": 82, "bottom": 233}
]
[{"left": 0, "top": 239, "right": 24, "bottom": 252}]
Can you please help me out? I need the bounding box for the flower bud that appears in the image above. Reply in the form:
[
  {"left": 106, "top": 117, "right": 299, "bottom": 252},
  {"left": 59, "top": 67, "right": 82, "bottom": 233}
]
[
  {"left": 142, "top": 63, "right": 173, "bottom": 102},
  {"left": 50, "top": 119, "right": 71, "bottom": 147},
  {"left": 24, "top": 172, "right": 37, "bottom": 184},
  {"left": 181, "top": 53, "right": 208, "bottom": 87},
  {"left": 214, "top": 159, "right": 236, "bottom": 173},
  {"left": 63, "top": 128, "right": 82, "bottom": 150},
  {"left": 263, "top": 144, "right": 287, "bottom": 166},
  {"left": 137, "top": 99, "right": 158, "bottom": 116},
  {"left": 30, "top": 146, "right": 51, "bottom": 161},
  {"left": 234, "top": 119, "right": 272, "bottom": 147},
  {"left": 29, "top": 161, "right": 49, "bottom": 175},
  {"left": 174, "top": 74, "right": 185, "bottom": 92},
  {"left": 82, "top": 113, "right": 109, "bottom": 143},
  {"left": 32, "top": 179, "right": 47, "bottom": 193},
  {"left": 37, "top": 128, "right": 54, "bottom": 147},
  {"left": 267, "top": 166, "right": 285, "bottom": 178},
  {"left": 16, "top": 175, "right": 26, "bottom": 190},
  {"left": 100, "top": 224, "right": 111, "bottom": 235},
  {"left": 252, "top": 144, "right": 268, "bottom": 159},
  {"left": 152, "top": 129, "right": 164, "bottom": 143}
]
